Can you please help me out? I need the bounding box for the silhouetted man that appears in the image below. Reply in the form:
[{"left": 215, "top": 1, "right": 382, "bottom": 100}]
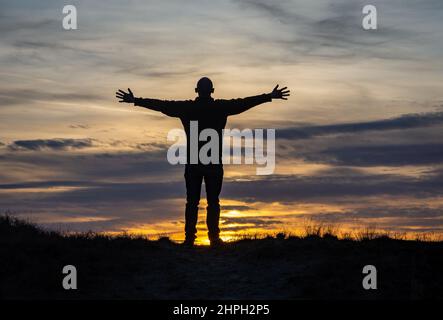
[{"left": 116, "top": 78, "right": 290, "bottom": 247}]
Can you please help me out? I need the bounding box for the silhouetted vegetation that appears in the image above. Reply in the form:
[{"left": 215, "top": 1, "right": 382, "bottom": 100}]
[{"left": 1, "top": 215, "right": 442, "bottom": 299}]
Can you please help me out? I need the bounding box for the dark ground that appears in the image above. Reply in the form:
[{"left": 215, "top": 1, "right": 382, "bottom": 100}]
[{"left": 1, "top": 216, "right": 442, "bottom": 300}]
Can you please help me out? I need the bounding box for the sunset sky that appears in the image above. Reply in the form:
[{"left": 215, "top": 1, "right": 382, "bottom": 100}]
[{"left": 1, "top": 0, "right": 443, "bottom": 243}]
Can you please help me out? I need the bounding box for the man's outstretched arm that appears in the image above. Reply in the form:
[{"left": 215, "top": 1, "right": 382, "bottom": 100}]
[
  {"left": 115, "top": 88, "right": 187, "bottom": 117},
  {"left": 223, "top": 85, "right": 290, "bottom": 116}
]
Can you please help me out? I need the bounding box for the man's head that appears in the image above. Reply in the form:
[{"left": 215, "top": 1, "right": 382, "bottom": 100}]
[{"left": 195, "top": 77, "right": 214, "bottom": 98}]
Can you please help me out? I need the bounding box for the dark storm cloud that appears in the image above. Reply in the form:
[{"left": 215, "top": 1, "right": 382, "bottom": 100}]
[
  {"left": 277, "top": 112, "right": 443, "bottom": 140},
  {"left": 8, "top": 138, "right": 93, "bottom": 151}
]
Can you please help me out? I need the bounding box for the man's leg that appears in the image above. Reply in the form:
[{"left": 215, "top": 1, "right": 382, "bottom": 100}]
[
  {"left": 184, "top": 165, "right": 203, "bottom": 243},
  {"left": 204, "top": 165, "right": 224, "bottom": 242}
]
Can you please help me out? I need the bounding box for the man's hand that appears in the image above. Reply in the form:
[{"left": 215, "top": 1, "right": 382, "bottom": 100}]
[
  {"left": 270, "top": 85, "right": 290, "bottom": 100},
  {"left": 116, "top": 88, "right": 135, "bottom": 103}
]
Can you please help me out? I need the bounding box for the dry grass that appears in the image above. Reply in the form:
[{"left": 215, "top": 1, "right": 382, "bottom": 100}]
[{"left": 2, "top": 215, "right": 443, "bottom": 299}]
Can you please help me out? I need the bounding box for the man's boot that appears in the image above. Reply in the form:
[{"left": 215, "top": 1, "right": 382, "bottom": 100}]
[
  {"left": 182, "top": 235, "right": 196, "bottom": 248},
  {"left": 209, "top": 235, "right": 224, "bottom": 248}
]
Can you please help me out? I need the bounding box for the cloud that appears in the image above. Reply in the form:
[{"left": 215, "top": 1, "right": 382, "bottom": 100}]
[
  {"left": 8, "top": 138, "right": 93, "bottom": 151},
  {"left": 317, "top": 206, "right": 443, "bottom": 220},
  {"left": 13, "top": 40, "right": 66, "bottom": 50},
  {"left": 221, "top": 205, "right": 253, "bottom": 211},
  {"left": 40, "top": 181, "right": 184, "bottom": 203},
  {"left": 295, "top": 206, "right": 443, "bottom": 233},
  {"left": 0, "top": 146, "right": 180, "bottom": 183},
  {"left": 2, "top": 168, "right": 443, "bottom": 232},
  {"left": 234, "top": 0, "right": 416, "bottom": 61},
  {"left": 222, "top": 170, "right": 443, "bottom": 203},
  {"left": 2, "top": 135, "right": 443, "bottom": 205},
  {"left": 277, "top": 112, "right": 443, "bottom": 140},
  {"left": 0, "top": 17, "right": 57, "bottom": 34},
  {"left": 306, "top": 143, "right": 443, "bottom": 166},
  {"left": 0, "top": 88, "right": 104, "bottom": 106},
  {"left": 221, "top": 216, "right": 282, "bottom": 227},
  {"left": 1, "top": 148, "right": 443, "bottom": 233},
  {"left": 69, "top": 124, "right": 90, "bottom": 129}
]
